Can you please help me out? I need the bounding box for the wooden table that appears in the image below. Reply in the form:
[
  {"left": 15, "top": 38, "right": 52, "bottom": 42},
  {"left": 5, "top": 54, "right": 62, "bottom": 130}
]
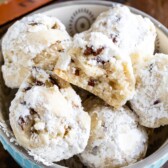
[{"left": 0, "top": 0, "right": 168, "bottom": 167}]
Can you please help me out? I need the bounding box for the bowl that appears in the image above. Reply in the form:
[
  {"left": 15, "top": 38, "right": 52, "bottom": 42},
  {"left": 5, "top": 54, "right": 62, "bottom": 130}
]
[{"left": 0, "top": 1, "right": 168, "bottom": 168}]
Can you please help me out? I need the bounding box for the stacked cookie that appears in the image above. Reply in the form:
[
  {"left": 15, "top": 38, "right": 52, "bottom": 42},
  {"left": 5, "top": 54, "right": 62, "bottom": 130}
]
[{"left": 2, "top": 4, "right": 168, "bottom": 168}]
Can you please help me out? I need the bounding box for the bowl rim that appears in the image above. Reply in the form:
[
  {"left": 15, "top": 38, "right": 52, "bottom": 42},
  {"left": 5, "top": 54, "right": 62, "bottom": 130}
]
[
  {"left": 33, "top": 0, "right": 168, "bottom": 38},
  {"left": 0, "top": 1, "right": 168, "bottom": 168}
]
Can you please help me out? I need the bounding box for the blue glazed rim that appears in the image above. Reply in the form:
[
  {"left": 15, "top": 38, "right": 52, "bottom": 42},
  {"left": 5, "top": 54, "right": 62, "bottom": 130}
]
[{"left": 0, "top": 1, "right": 168, "bottom": 168}]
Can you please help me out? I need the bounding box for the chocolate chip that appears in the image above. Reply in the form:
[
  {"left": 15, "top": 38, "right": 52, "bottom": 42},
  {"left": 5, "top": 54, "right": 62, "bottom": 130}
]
[
  {"left": 24, "top": 86, "right": 32, "bottom": 92},
  {"left": 21, "top": 101, "right": 26, "bottom": 105},
  {"left": 35, "top": 80, "right": 44, "bottom": 86},
  {"left": 110, "top": 34, "right": 118, "bottom": 43},
  {"left": 96, "top": 57, "right": 105, "bottom": 64},
  {"left": 32, "top": 66, "right": 36, "bottom": 70},
  {"left": 84, "top": 46, "right": 104, "bottom": 56},
  {"left": 58, "top": 49, "right": 64, "bottom": 52},
  {"left": 75, "top": 69, "right": 80, "bottom": 76},
  {"left": 88, "top": 78, "right": 97, "bottom": 87},
  {"left": 18, "top": 117, "right": 25, "bottom": 130},
  {"left": 71, "top": 59, "right": 75, "bottom": 63},
  {"left": 153, "top": 99, "right": 161, "bottom": 105},
  {"left": 149, "top": 63, "right": 153, "bottom": 73},
  {"left": 31, "top": 129, "right": 38, "bottom": 134},
  {"left": 32, "top": 66, "right": 40, "bottom": 71},
  {"left": 49, "top": 75, "right": 58, "bottom": 85},
  {"left": 30, "top": 108, "right": 37, "bottom": 115},
  {"left": 93, "top": 47, "right": 104, "bottom": 56},
  {"left": 112, "top": 37, "right": 117, "bottom": 43},
  {"left": 84, "top": 46, "right": 93, "bottom": 56}
]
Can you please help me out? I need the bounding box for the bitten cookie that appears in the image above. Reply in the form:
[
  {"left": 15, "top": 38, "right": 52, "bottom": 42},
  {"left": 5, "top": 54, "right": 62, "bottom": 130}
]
[
  {"left": 9, "top": 67, "right": 91, "bottom": 163},
  {"left": 130, "top": 53, "right": 168, "bottom": 128},
  {"left": 90, "top": 5, "right": 156, "bottom": 74},
  {"left": 54, "top": 31, "right": 135, "bottom": 108},
  {"left": 79, "top": 97, "right": 148, "bottom": 168},
  {"left": 2, "top": 14, "right": 71, "bottom": 88}
]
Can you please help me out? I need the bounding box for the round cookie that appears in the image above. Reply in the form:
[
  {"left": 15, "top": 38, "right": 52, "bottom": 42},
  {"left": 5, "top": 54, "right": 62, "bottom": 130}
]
[
  {"left": 79, "top": 97, "right": 148, "bottom": 168},
  {"left": 9, "top": 67, "right": 91, "bottom": 163},
  {"left": 90, "top": 5, "right": 156, "bottom": 73},
  {"left": 130, "top": 53, "right": 168, "bottom": 128},
  {"left": 2, "top": 13, "right": 71, "bottom": 88}
]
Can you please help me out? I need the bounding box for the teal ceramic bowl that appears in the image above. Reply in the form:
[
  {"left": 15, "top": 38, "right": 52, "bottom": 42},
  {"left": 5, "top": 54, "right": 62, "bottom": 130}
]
[{"left": 0, "top": 1, "right": 168, "bottom": 168}]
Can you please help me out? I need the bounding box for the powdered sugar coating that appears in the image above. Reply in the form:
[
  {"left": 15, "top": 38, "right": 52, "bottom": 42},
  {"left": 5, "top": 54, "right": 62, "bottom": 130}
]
[
  {"left": 130, "top": 53, "right": 168, "bottom": 128},
  {"left": 55, "top": 31, "right": 135, "bottom": 108},
  {"left": 79, "top": 97, "right": 148, "bottom": 168},
  {"left": 2, "top": 13, "right": 71, "bottom": 88},
  {"left": 9, "top": 68, "right": 91, "bottom": 163},
  {"left": 91, "top": 5, "right": 156, "bottom": 73}
]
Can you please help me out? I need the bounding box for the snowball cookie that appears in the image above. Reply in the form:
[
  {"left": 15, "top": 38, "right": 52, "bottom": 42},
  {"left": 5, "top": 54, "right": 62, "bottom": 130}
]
[
  {"left": 9, "top": 67, "right": 91, "bottom": 163},
  {"left": 90, "top": 5, "right": 156, "bottom": 73},
  {"left": 2, "top": 13, "right": 71, "bottom": 88},
  {"left": 79, "top": 97, "right": 148, "bottom": 168},
  {"left": 54, "top": 31, "right": 135, "bottom": 108},
  {"left": 130, "top": 53, "right": 168, "bottom": 128}
]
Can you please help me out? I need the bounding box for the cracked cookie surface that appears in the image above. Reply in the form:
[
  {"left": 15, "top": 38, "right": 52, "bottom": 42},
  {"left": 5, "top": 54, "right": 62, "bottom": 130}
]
[
  {"left": 2, "top": 14, "right": 71, "bottom": 88},
  {"left": 54, "top": 31, "right": 135, "bottom": 108}
]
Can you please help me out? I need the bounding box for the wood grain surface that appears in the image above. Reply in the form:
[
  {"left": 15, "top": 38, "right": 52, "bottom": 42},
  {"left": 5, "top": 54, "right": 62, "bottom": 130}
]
[{"left": 0, "top": 0, "right": 168, "bottom": 168}]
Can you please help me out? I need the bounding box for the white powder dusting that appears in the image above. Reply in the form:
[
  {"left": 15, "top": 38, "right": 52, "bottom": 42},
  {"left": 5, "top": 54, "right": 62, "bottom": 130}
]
[
  {"left": 90, "top": 5, "right": 156, "bottom": 73},
  {"left": 55, "top": 30, "right": 135, "bottom": 108},
  {"left": 130, "top": 53, "right": 168, "bottom": 128},
  {"left": 80, "top": 97, "right": 148, "bottom": 168},
  {"left": 2, "top": 13, "right": 71, "bottom": 88},
  {"left": 9, "top": 68, "right": 91, "bottom": 164}
]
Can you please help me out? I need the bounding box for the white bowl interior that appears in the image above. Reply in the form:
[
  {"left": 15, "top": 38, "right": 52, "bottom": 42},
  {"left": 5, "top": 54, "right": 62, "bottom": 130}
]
[{"left": 0, "top": 1, "right": 168, "bottom": 168}]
